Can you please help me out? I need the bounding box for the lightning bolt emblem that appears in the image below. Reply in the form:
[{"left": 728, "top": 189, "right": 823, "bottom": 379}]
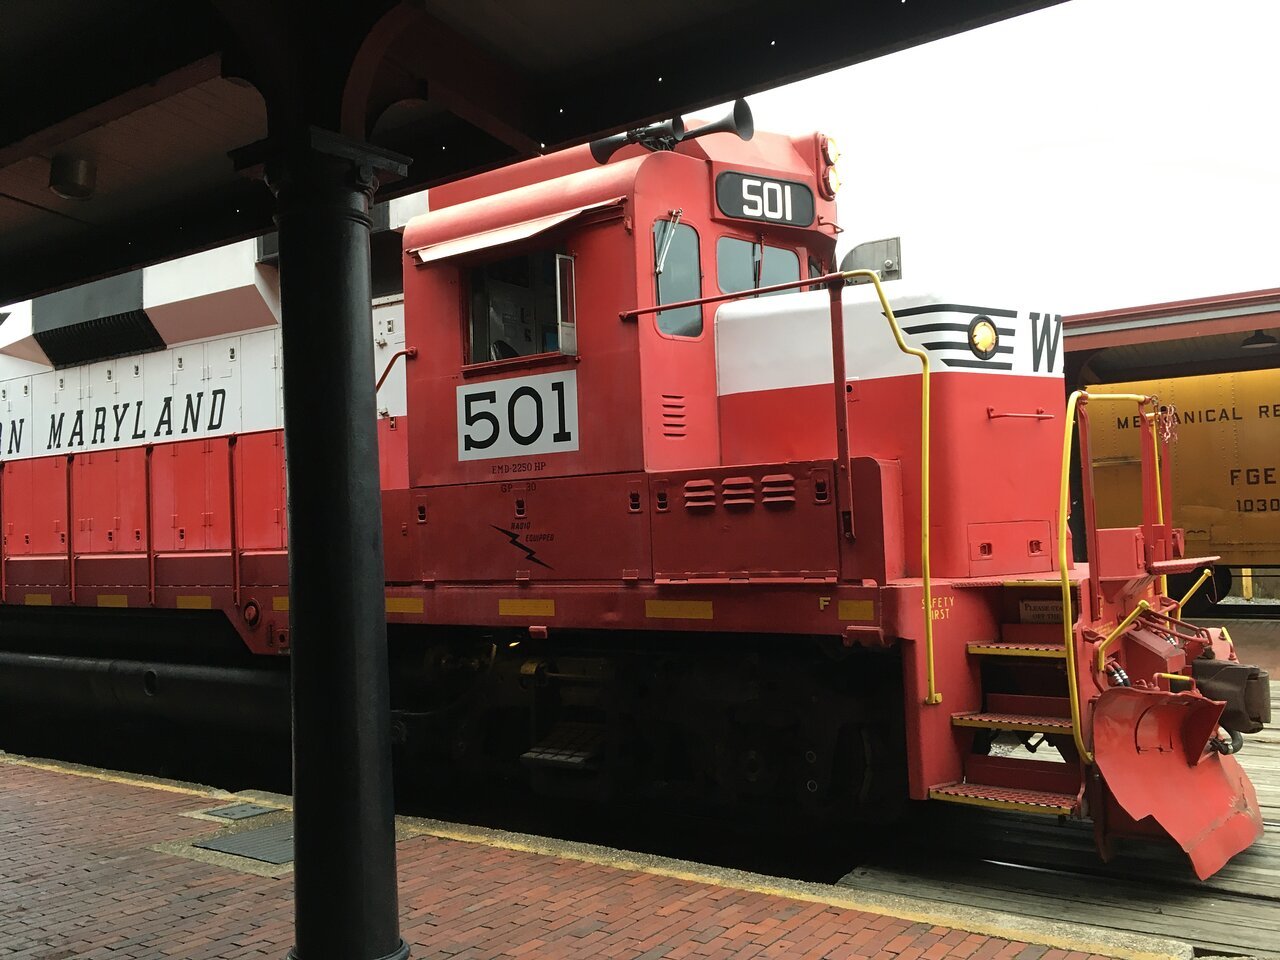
[{"left": 490, "top": 525, "right": 553, "bottom": 569}]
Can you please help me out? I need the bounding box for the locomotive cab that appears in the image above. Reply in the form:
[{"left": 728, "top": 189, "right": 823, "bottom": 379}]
[{"left": 397, "top": 123, "right": 839, "bottom": 584}]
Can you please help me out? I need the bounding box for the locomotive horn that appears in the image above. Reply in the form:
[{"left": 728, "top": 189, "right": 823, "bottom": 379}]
[
  {"left": 589, "top": 116, "right": 686, "bottom": 164},
  {"left": 587, "top": 99, "right": 753, "bottom": 164},
  {"left": 678, "top": 98, "right": 754, "bottom": 146}
]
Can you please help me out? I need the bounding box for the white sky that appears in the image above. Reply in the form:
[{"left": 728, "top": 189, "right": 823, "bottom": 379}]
[{"left": 732, "top": 0, "right": 1280, "bottom": 314}]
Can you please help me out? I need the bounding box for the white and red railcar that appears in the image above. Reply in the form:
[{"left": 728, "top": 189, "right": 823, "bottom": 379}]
[{"left": 0, "top": 107, "right": 1268, "bottom": 878}]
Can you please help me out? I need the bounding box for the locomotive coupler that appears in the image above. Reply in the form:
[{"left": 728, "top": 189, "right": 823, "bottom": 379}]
[{"left": 1191, "top": 657, "right": 1272, "bottom": 734}]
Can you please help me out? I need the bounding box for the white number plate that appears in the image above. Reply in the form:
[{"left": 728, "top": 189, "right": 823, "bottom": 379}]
[{"left": 456, "top": 370, "right": 580, "bottom": 462}]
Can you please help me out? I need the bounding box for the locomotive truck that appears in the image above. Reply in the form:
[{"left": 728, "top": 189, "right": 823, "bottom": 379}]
[{"left": 0, "top": 102, "right": 1269, "bottom": 879}]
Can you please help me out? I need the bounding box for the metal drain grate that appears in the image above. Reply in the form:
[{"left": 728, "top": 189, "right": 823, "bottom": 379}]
[
  {"left": 195, "top": 820, "right": 294, "bottom": 864},
  {"left": 204, "top": 802, "right": 275, "bottom": 821}
]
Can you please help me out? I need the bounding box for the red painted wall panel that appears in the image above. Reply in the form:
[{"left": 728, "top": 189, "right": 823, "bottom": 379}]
[
  {"left": 3, "top": 459, "right": 32, "bottom": 558},
  {"left": 7, "top": 457, "right": 71, "bottom": 557},
  {"left": 378, "top": 417, "right": 409, "bottom": 490},
  {"left": 421, "top": 473, "right": 652, "bottom": 583},
  {"left": 234, "top": 430, "right": 286, "bottom": 551},
  {"left": 649, "top": 463, "right": 838, "bottom": 581},
  {"left": 720, "top": 372, "right": 1064, "bottom": 580},
  {"left": 152, "top": 439, "right": 232, "bottom": 552},
  {"left": 71, "top": 449, "right": 147, "bottom": 554}
]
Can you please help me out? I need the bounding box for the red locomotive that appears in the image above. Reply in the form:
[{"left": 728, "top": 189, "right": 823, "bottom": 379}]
[{"left": 0, "top": 102, "right": 1268, "bottom": 879}]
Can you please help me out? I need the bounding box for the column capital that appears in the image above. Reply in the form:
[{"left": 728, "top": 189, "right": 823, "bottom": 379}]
[{"left": 231, "top": 127, "right": 411, "bottom": 192}]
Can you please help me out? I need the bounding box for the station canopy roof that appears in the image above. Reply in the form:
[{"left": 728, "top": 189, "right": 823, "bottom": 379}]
[
  {"left": 1064, "top": 288, "right": 1280, "bottom": 386},
  {"left": 0, "top": 0, "right": 1062, "bottom": 306}
]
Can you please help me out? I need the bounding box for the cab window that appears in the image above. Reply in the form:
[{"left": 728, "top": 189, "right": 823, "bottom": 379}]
[
  {"left": 717, "top": 237, "right": 800, "bottom": 297},
  {"left": 654, "top": 221, "right": 702, "bottom": 337},
  {"left": 467, "top": 247, "right": 576, "bottom": 363}
]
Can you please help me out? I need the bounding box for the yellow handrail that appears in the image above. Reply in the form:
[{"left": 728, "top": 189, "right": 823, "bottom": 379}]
[
  {"left": 1149, "top": 414, "right": 1168, "bottom": 598},
  {"left": 1175, "top": 568, "right": 1214, "bottom": 614},
  {"left": 1059, "top": 390, "right": 1150, "bottom": 764},
  {"left": 1095, "top": 599, "right": 1151, "bottom": 671},
  {"left": 841, "top": 269, "right": 939, "bottom": 705}
]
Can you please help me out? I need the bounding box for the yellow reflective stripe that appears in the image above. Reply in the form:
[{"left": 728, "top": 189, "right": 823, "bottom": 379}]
[
  {"left": 837, "top": 599, "right": 874, "bottom": 622},
  {"left": 499, "top": 598, "right": 555, "bottom": 617},
  {"left": 272, "top": 596, "right": 289, "bottom": 612},
  {"left": 97, "top": 594, "right": 128, "bottom": 608},
  {"left": 23, "top": 593, "right": 52, "bottom": 606},
  {"left": 386, "top": 596, "right": 424, "bottom": 615},
  {"left": 645, "top": 599, "right": 713, "bottom": 620},
  {"left": 176, "top": 595, "right": 212, "bottom": 610}
]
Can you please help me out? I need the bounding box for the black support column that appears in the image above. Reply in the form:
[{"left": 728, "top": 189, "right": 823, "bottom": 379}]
[{"left": 266, "top": 129, "right": 410, "bottom": 960}]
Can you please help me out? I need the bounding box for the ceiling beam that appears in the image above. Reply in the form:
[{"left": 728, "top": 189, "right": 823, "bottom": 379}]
[
  {"left": 0, "top": 3, "right": 222, "bottom": 163},
  {"left": 0, "top": 56, "right": 222, "bottom": 171},
  {"left": 345, "top": 4, "right": 540, "bottom": 154}
]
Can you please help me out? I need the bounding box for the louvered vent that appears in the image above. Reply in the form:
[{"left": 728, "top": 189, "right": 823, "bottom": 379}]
[
  {"left": 721, "top": 476, "right": 755, "bottom": 507},
  {"left": 683, "top": 479, "right": 716, "bottom": 510},
  {"left": 34, "top": 309, "right": 165, "bottom": 368},
  {"left": 761, "top": 473, "right": 797, "bottom": 506},
  {"left": 661, "top": 394, "right": 687, "bottom": 437}
]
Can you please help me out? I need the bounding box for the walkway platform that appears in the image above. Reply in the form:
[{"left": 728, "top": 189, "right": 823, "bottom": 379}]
[{"left": 0, "top": 755, "right": 1189, "bottom": 960}]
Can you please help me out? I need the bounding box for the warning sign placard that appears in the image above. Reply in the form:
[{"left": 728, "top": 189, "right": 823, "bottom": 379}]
[{"left": 1020, "top": 599, "right": 1064, "bottom": 624}]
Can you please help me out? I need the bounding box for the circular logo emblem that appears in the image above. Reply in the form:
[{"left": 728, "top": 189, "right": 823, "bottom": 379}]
[{"left": 968, "top": 316, "right": 999, "bottom": 360}]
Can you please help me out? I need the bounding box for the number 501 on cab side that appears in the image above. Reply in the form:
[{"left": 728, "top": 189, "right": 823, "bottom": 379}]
[{"left": 456, "top": 370, "right": 580, "bottom": 461}]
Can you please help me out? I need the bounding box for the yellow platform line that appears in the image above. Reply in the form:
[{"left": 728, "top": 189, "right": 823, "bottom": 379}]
[{"left": 0, "top": 754, "right": 226, "bottom": 799}]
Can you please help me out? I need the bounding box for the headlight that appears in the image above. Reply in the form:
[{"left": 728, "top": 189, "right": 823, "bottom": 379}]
[
  {"left": 821, "top": 164, "right": 841, "bottom": 200},
  {"left": 968, "top": 317, "right": 999, "bottom": 360}
]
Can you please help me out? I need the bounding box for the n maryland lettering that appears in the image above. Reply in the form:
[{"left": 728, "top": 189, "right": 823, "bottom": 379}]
[
  {"left": 0, "top": 418, "right": 24, "bottom": 455},
  {"left": 45, "top": 389, "right": 227, "bottom": 451}
]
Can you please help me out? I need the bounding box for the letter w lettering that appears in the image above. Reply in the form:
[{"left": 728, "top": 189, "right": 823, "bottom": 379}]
[{"left": 1030, "top": 312, "right": 1063, "bottom": 373}]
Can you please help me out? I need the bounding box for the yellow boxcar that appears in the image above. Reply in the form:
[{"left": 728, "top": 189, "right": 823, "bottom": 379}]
[{"left": 1089, "top": 368, "right": 1280, "bottom": 568}]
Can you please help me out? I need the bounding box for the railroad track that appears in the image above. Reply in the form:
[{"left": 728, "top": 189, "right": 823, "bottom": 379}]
[{"left": 839, "top": 692, "right": 1280, "bottom": 958}]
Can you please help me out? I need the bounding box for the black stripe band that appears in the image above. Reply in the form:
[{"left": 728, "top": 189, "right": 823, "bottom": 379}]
[
  {"left": 894, "top": 303, "right": 1018, "bottom": 319},
  {"left": 921, "top": 341, "right": 1014, "bottom": 354},
  {"left": 942, "top": 358, "right": 1014, "bottom": 370},
  {"left": 904, "top": 322, "right": 1015, "bottom": 336}
]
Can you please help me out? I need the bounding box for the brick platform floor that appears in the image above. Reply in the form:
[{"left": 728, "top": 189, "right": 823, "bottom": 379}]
[{"left": 0, "top": 757, "right": 1147, "bottom": 960}]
